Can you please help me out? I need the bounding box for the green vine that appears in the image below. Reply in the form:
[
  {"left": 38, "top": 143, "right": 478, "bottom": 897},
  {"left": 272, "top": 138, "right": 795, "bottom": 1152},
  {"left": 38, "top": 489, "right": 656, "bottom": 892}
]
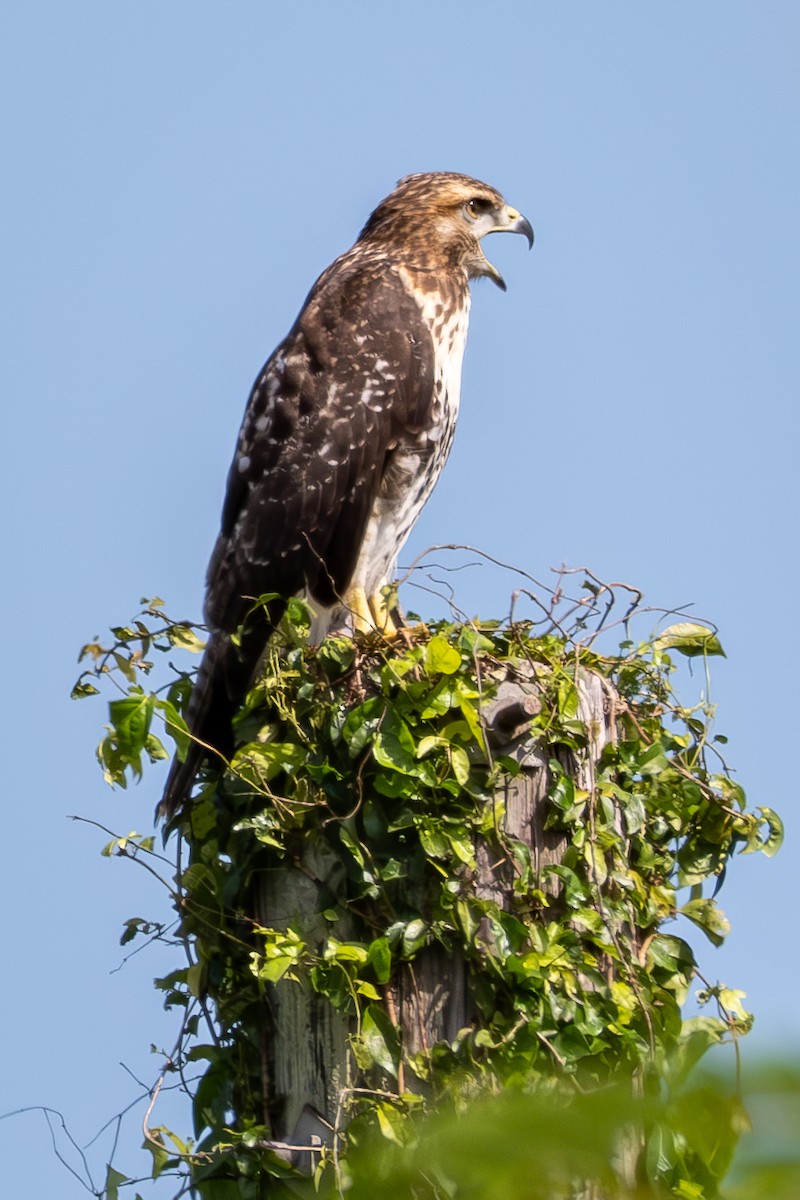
[{"left": 73, "top": 570, "right": 782, "bottom": 1198}]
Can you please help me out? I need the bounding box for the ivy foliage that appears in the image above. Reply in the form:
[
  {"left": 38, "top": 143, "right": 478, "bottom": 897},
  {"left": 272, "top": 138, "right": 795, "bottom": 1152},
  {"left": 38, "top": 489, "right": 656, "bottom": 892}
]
[{"left": 74, "top": 576, "right": 782, "bottom": 1198}]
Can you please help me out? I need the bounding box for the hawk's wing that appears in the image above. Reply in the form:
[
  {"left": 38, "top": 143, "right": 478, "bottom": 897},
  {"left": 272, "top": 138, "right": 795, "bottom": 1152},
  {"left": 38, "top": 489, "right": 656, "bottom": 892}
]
[
  {"left": 207, "top": 256, "right": 434, "bottom": 630},
  {"left": 160, "top": 254, "right": 435, "bottom": 818}
]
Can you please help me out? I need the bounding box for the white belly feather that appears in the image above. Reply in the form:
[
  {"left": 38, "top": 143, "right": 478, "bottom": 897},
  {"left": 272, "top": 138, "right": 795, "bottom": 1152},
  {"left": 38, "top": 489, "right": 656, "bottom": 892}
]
[
  {"left": 308, "top": 285, "right": 470, "bottom": 638},
  {"left": 352, "top": 288, "right": 470, "bottom": 598}
]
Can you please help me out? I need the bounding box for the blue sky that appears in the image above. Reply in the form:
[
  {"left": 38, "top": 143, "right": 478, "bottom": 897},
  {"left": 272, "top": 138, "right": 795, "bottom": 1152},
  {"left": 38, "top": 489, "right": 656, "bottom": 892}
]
[{"left": 2, "top": 2, "right": 798, "bottom": 1194}]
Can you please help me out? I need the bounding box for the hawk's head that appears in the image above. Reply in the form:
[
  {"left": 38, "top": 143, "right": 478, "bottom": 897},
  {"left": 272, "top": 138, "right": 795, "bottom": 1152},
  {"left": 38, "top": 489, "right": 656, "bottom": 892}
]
[{"left": 359, "top": 171, "right": 534, "bottom": 290}]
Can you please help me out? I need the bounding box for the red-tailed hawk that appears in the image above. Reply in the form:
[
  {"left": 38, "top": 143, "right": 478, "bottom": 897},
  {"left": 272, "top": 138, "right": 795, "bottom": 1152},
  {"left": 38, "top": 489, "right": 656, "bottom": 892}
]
[{"left": 160, "top": 172, "right": 532, "bottom": 820}]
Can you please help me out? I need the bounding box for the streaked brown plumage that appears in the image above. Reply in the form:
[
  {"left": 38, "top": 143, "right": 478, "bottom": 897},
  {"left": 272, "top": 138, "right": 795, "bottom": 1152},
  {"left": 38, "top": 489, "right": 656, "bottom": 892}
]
[{"left": 160, "top": 172, "right": 532, "bottom": 821}]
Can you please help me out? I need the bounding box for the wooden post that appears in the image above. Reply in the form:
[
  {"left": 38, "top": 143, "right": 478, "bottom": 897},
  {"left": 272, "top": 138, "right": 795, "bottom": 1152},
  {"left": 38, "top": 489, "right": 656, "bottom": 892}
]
[
  {"left": 256, "top": 665, "right": 616, "bottom": 1167},
  {"left": 256, "top": 843, "right": 352, "bottom": 1165}
]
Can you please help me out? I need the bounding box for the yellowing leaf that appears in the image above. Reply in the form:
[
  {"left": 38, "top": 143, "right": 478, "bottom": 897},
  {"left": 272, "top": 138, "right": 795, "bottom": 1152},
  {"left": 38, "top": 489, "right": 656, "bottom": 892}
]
[
  {"left": 655, "top": 623, "right": 725, "bottom": 658},
  {"left": 167, "top": 624, "right": 207, "bottom": 653},
  {"left": 679, "top": 898, "right": 731, "bottom": 947},
  {"left": 718, "top": 987, "right": 750, "bottom": 1020},
  {"left": 71, "top": 681, "right": 100, "bottom": 699}
]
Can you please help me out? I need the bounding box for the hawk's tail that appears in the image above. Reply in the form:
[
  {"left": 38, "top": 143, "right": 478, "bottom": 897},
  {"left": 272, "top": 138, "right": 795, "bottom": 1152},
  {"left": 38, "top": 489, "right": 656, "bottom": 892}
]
[{"left": 157, "top": 628, "right": 261, "bottom": 824}]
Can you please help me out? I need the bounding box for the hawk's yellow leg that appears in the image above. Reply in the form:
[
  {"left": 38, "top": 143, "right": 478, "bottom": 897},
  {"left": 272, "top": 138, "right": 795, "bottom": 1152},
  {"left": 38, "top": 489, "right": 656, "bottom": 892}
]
[
  {"left": 346, "top": 586, "right": 398, "bottom": 636},
  {"left": 368, "top": 589, "right": 398, "bottom": 637}
]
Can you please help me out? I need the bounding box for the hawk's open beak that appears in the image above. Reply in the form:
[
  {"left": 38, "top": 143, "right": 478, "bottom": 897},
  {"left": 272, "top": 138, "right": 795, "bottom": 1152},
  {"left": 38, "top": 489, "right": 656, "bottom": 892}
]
[
  {"left": 481, "top": 204, "right": 534, "bottom": 290},
  {"left": 502, "top": 206, "right": 534, "bottom": 249}
]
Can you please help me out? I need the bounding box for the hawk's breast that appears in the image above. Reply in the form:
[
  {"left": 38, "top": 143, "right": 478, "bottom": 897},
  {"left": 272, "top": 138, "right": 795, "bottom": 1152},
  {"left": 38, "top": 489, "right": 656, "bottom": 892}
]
[
  {"left": 409, "top": 281, "right": 470, "bottom": 510},
  {"left": 350, "top": 279, "right": 471, "bottom": 599}
]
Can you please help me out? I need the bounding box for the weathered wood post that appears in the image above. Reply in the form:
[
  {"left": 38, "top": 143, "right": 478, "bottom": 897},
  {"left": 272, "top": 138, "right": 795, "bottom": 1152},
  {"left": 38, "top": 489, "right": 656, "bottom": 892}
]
[{"left": 254, "top": 659, "right": 617, "bottom": 1168}]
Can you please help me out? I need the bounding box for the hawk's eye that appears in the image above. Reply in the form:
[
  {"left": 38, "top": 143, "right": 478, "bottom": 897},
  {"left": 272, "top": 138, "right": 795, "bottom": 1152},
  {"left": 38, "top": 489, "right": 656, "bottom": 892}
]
[{"left": 465, "top": 197, "right": 491, "bottom": 219}]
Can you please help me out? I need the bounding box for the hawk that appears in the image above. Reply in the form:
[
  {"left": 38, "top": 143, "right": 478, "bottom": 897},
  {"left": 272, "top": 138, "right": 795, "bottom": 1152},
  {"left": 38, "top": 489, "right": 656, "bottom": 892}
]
[{"left": 160, "top": 172, "right": 532, "bottom": 819}]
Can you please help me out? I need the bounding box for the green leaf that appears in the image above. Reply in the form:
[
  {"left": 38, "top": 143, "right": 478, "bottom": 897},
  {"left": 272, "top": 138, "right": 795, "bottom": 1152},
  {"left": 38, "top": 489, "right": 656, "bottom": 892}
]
[
  {"left": 231, "top": 740, "right": 306, "bottom": 784},
  {"left": 120, "top": 916, "right": 157, "bottom": 946},
  {"left": 145, "top": 732, "right": 169, "bottom": 762},
  {"left": 420, "top": 677, "right": 462, "bottom": 717},
  {"left": 458, "top": 693, "right": 485, "bottom": 746},
  {"left": 339, "top": 824, "right": 365, "bottom": 867},
  {"left": 755, "top": 806, "right": 784, "bottom": 857},
  {"left": 367, "top": 937, "right": 392, "bottom": 984},
  {"left": 317, "top": 635, "right": 357, "bottom": 676},
  {"left": 401, "top": 918, "right": 427, "bottom": 957},
  {"left": 112, "top": 650, "right": 138, "bottom": 684},
  {"left": 647, "top": 935, "right": 696, "bottom": 998},
  {"left": 450, "top": 744, "right": 471, "bottom": 786},
  {"left": 419, "top": 823, "right": 450, "bottom": 858},
  {"left": 646, "top": 1122, "right": 677, "bottom": 1180},
  {"left": 678, "top": 841, "right": 726, "bottom": 887},
  {"left": 557, "top": 677, "right": 579, "bottom": 718},
  {"left": 360, "top": 1005, "right": 400, "bottom": 1077},
  {"left": 343, "top": 696, "right": 385, "bottom": 756},
  {"left": 142, "top": 1128, "right": 172, "bottom": 1178},
  {"left": 668, "top": 1016, "right": 728, "bottom": 1084},
  {"left": 101, "top": 831, "right": 149, "bottom": 857},
  {"left": 375, "top": 1101, "right": 410, "bottom": 1145},
  {"left": 186, "top": 962, "right": 204, "bottom": 998},
  {"left": 109, "top": 690, "right": 153, "bottom": 753},
  {"left": 160, "top": 699, "right": 191, "bottom": 757},
  {"left": 621, "top": 792, "right": 646, "bottom": 835},
  {"left": 416, "top": 734, "right": 450, "bottom": 758},
  {"left": 637, "top": 743, "right": 670, "bottom": 776},
  {"left": 251, "top": 953, "right": 295, "bottom": 983},
  {"left": 104, "top": 1164, "right": 128, "bottom": 1200},
  {"left": 373, "top": 711, "right": 418, "bottom": 775},
  {"left": 455, "top": 898, "right": 479, "bottom": 941},
  {"left": 326, "top": 939, "right": 368, "bottom": 964},
  {"left": 424, "top": 635, "right": 462, "bottom": 676},
  {"left": 447, "top": 831, "right": 475, "bottom": 865},
  {"left": 655, "top": 623, "right": 725, "bottom": 658},
  {"left": 583, "top": 841, "right": 608, "bottom": 886},
  {"left": 285, "top": 595, "right": 313, "bottom": 629}
]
